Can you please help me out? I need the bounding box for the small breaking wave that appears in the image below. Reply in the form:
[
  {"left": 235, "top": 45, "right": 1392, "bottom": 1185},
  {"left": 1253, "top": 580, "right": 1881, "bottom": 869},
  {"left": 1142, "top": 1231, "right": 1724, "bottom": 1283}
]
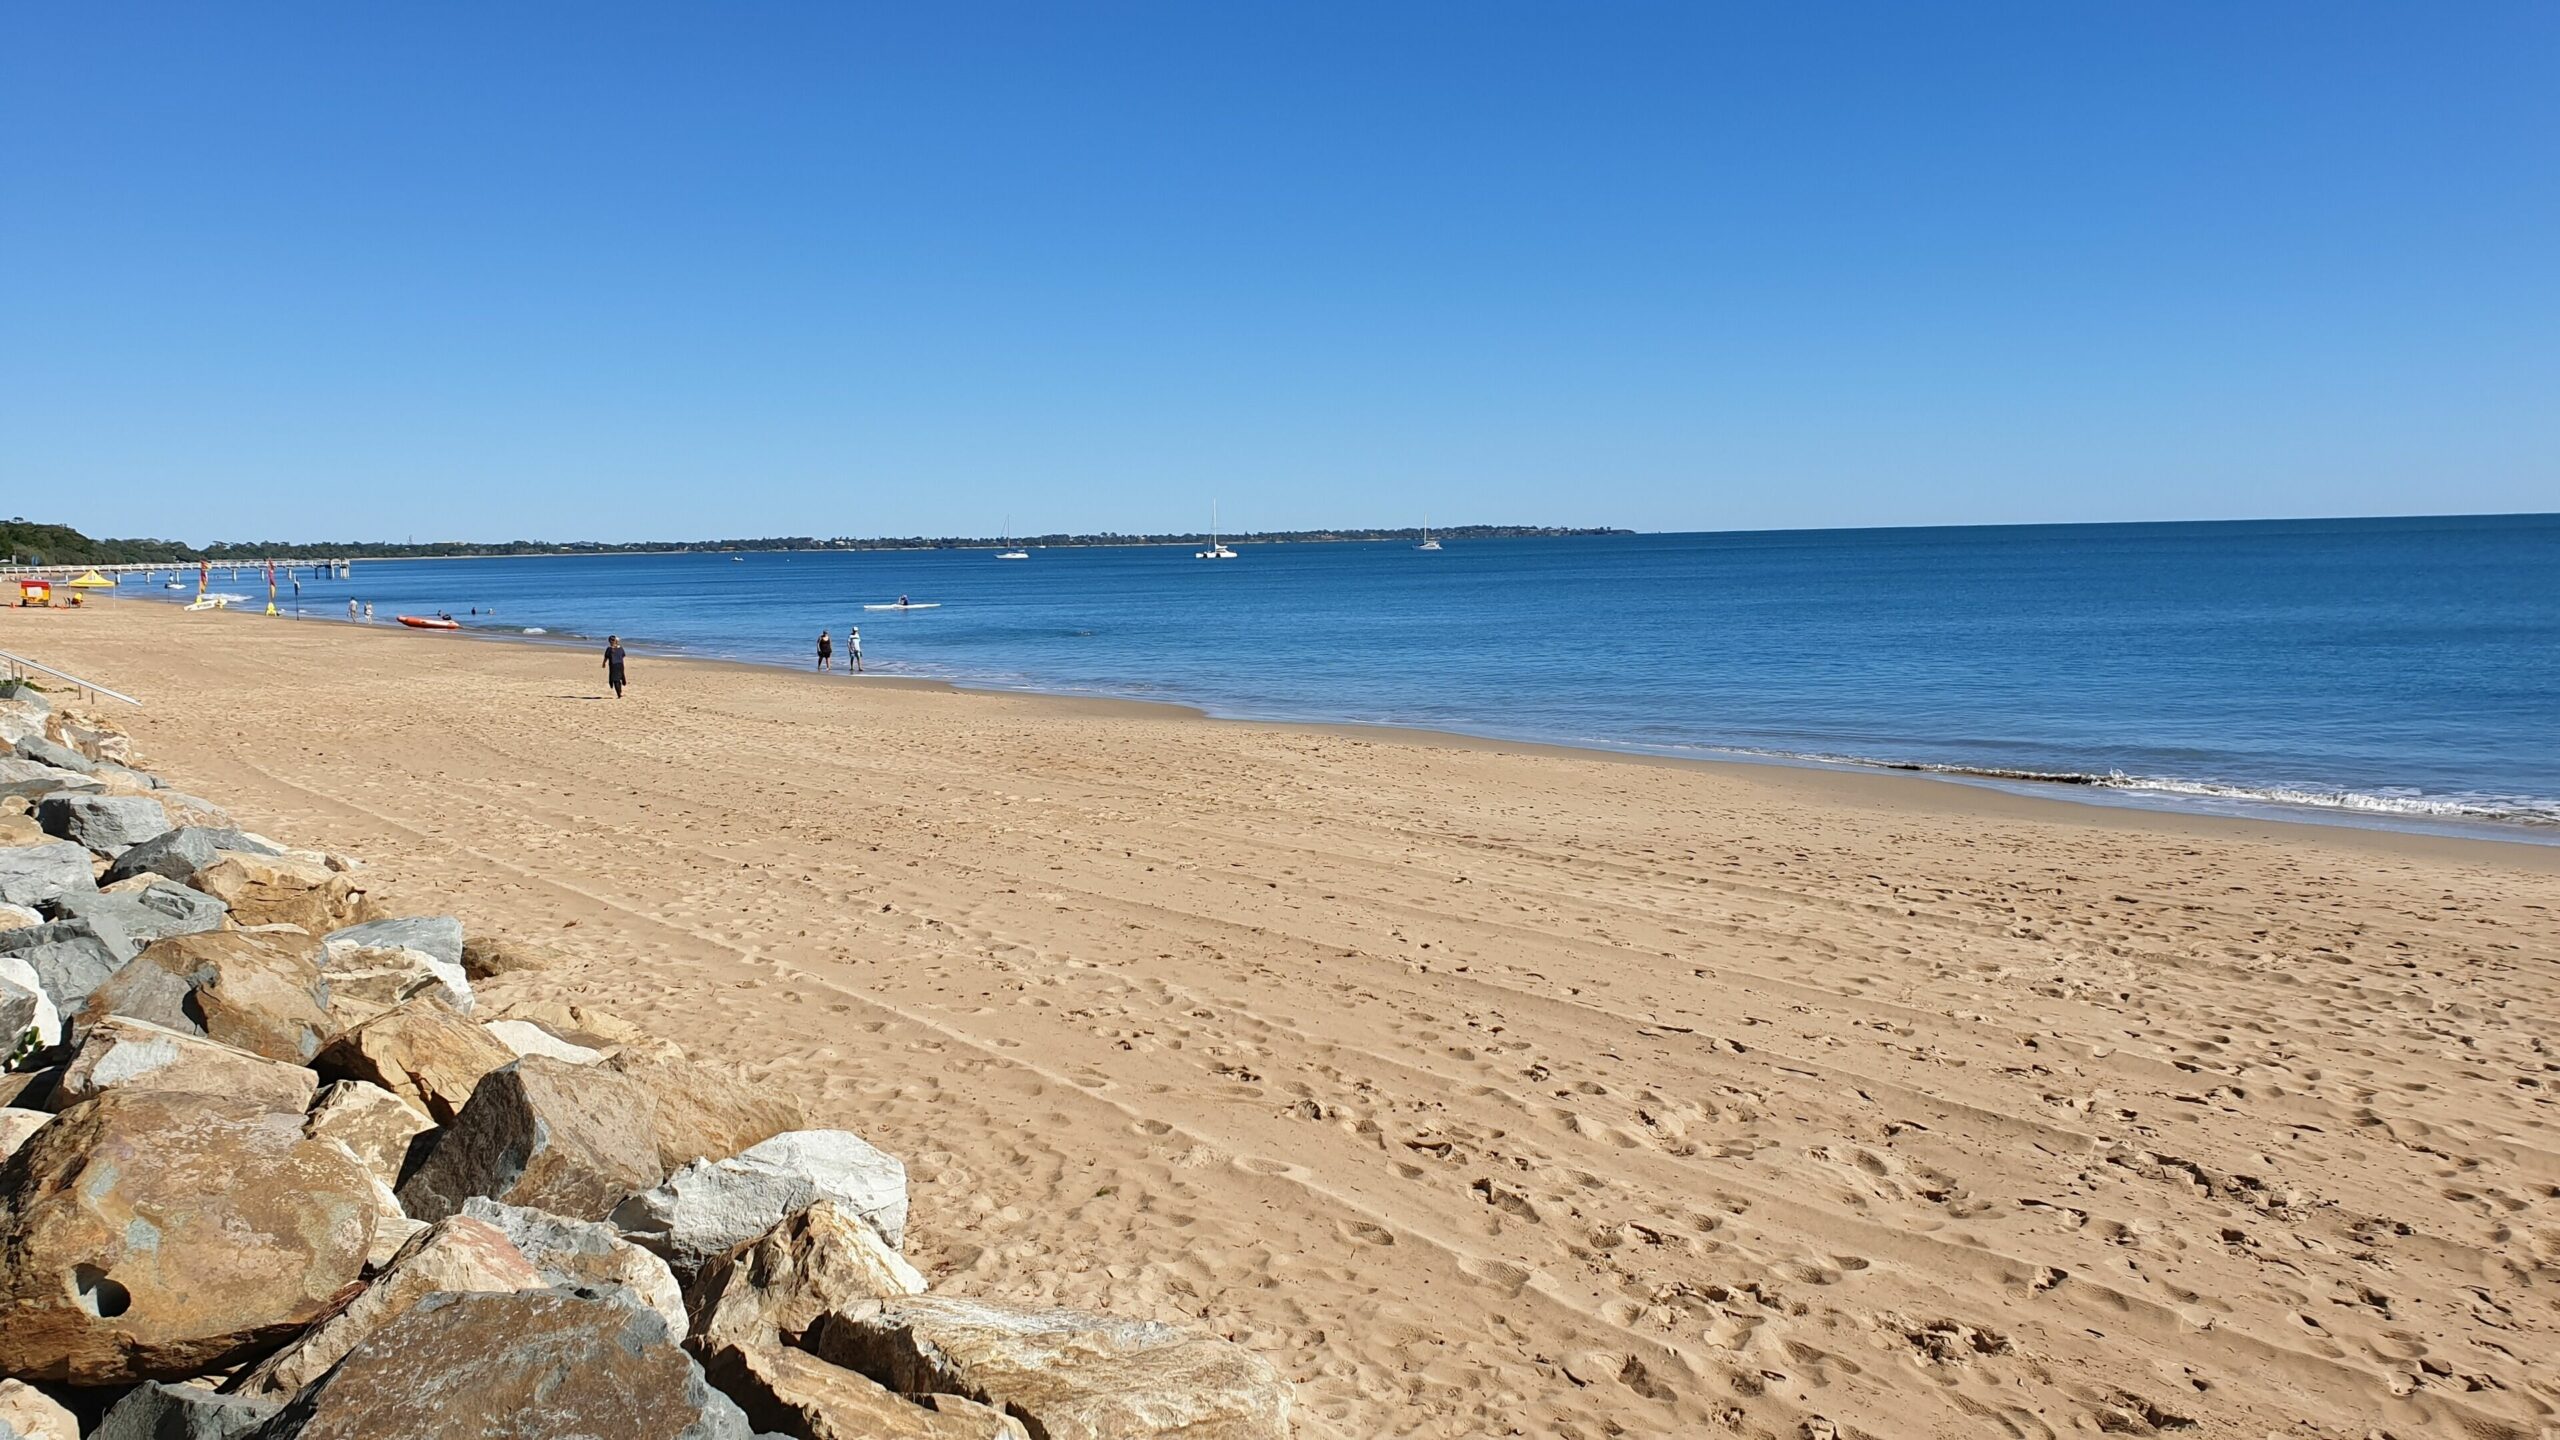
[{"left": 1676, "top": 745, "right": 2560, "bottom": 828}]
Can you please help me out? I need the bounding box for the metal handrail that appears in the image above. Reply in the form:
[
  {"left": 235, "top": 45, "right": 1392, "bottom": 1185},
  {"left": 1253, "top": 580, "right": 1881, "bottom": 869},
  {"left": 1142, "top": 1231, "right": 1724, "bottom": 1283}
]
[{"left": 0, "top": 651, "right": 141, "bottom": 708}]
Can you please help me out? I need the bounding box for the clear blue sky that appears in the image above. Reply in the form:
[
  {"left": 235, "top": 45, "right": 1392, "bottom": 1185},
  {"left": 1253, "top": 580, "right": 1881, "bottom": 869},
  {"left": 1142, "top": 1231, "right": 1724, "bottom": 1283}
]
[{"left": 4, "top": 4, "right": 2553, "bottom": 542}]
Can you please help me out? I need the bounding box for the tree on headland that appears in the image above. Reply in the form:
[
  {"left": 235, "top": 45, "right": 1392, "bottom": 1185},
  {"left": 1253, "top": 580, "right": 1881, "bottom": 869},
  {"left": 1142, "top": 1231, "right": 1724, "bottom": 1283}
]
[{"left": 5, "top": 517, "right": 1628, "bottom": 565}]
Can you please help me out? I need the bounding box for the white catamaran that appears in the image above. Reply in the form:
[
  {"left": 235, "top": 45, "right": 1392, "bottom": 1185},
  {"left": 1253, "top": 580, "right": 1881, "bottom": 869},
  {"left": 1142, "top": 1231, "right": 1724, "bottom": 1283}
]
[
  {"left": 998, "top": 515, "right": 1028, "bottom": 560},
  {"left": 1417, "top": 515, "right": 1443, "bottom": 551}
]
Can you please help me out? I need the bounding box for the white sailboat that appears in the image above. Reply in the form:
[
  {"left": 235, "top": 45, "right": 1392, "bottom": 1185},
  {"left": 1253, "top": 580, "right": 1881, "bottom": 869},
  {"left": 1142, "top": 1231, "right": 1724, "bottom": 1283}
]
[
  {"left": 997, "top": 515, "right": 1028, "bottom": 560},
  {"left": 1195, "top": 502, "right": 1237, "bottom": 560},
  {"left": 1417, "top": 515, "right": 1442, "bottom": 551}
]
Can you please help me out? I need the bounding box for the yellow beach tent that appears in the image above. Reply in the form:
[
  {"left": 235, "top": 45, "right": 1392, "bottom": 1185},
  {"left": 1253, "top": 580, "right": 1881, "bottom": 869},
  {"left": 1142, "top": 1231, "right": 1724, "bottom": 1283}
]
[{"left": 64, "top": 570, "right": 116, "bottom": 606}]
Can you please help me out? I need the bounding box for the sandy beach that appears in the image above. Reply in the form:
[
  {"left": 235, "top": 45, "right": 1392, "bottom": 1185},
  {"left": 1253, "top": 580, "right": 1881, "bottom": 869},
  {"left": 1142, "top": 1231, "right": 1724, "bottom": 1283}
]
[{"left": 10, "top": 599, "right": 2557, "bottom": 1438}]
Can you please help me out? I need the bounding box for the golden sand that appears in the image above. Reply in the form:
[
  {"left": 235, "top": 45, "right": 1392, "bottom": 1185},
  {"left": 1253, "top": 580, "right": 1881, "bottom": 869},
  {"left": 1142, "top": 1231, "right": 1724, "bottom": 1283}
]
[{"left": 14, "top": 599, "right": 2557, "bottom": 1438}]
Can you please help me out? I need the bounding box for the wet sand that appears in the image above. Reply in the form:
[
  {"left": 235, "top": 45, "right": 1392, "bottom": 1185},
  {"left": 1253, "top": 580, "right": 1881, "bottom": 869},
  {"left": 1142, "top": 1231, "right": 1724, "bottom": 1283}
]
[{"left": 13, "top": 599, "right": 2558, "bottom": 1438}]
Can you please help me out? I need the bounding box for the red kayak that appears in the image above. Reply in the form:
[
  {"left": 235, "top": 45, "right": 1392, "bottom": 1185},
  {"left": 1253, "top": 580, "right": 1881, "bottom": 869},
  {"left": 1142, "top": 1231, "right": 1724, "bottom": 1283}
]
[{"left": 395, "top": 615, "right": 461, "bottom": 630}]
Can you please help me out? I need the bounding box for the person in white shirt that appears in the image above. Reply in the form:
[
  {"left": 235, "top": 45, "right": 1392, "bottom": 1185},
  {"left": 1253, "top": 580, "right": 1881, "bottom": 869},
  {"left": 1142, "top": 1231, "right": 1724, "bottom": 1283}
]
[{"left": 846, "top": 626, "right": 863, "bottom": 674}]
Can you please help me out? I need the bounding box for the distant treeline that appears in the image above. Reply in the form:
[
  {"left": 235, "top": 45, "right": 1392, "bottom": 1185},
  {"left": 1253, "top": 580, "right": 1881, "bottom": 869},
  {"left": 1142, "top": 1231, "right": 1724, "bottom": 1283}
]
[{"left": 6, "top": 518, "right": 1626, "bottom": 564}]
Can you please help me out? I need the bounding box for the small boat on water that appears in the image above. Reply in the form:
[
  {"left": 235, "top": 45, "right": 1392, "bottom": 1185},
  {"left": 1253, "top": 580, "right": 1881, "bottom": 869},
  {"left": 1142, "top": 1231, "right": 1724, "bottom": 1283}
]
[
  {"left": 1196, "top": 502, "right": 1238, "bottom": 560},
  {"left": 396, "top": 614, "right": 462, "bottom": 631},
  {"left": 1417, "top": 515, "right": 1443, "bottom": 551}
]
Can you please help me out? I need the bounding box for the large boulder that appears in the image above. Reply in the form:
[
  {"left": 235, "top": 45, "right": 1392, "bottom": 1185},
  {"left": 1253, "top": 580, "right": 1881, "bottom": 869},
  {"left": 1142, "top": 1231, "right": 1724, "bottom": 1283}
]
[
  {"left": 462, "top": 1197, "right": 687, "bottom": 1338},
  {"left": 1, "top": 955, "right": 60, "bottom": 1053},
  {"left": 324, "top": 915, "right": 462, "bottom": 968},
  {"left": 189, "top": 853, "right": 363, "bottom": 933},
  {"left": 689, "top": 1199, "right": 927, "bottom": 1353},
  {"left": 99, "top": 827, "right": 221, "bottom": 887},
  {"left": 74, "top": 929, "right": 332, "bottom": 1062},
  {"left": 0, "top": 842, "right": 96, "bottom": 909},
  {"left": 614, "top": 1130, "right": 909, "bottom": 1277},
  {"left": 50, "top": 1016, "right": 318, "bottom": 1114},
  {"left": 396, "top": 1056, "right": 662, "bottom": 1223},
  {"left": 805, "top": 1298, "right": 1293, "bottom": 1440},
  {"left": 0, "top": 1379, "right": 77, "bottom": 1440},
  {"left": 305, "top": 1080, "right": 437, "bottom": 1192},
  {"left": 704, "top": 1342, "right": 1028, "bottom": 1440},
  {"left": 33, "top": 794, "right": 169, "bottom": 858},
  {"left": 250, "top": 1287, "right": 751, "bottom": 1440},
  {"left": 231, "top": 1215, "right": 547, "bottom": 1399},
  {"left": 311, "top": 995, "right": 515, "bottom": 1124},
  {"left": 0, "top": 1089, "right": 375, "bottom": 1384},
  {"left": 48, "top": 882, "right": 228, "bottom": 943},
  {"left": 0, "top": 915, "right": 138, "bottom": 1014},
  {"left": 608, "top": 1050, "right": 809, "bottom": 1177},
  {"left": 0, "top": 758, "right": 98, "bottom": 801},
  {"left": 13, "top": 736, "right": 92, "bottom": 775},
  {"left": 0, "top": 901, "right": 38, "bottom": 932},
  {"left": 92, "top": 1381, "right": 280, "bottom": 1440},
  {"left": 317, "top": 929, "right": 471, "bottom": 1016}
]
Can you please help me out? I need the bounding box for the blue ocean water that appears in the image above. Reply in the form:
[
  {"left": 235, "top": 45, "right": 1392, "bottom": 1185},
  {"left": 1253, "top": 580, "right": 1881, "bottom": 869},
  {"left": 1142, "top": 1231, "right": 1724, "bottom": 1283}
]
[{"left": 157, "top": 515, "right": 2560, "bottom": 838}]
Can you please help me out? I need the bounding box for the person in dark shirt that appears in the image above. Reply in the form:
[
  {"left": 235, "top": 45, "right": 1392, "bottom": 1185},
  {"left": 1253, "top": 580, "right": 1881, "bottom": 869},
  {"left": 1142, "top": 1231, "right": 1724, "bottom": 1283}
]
[
  {"left": 603, "top": 636, "right": 628, "bottom": 698},
  {"left": 816, "top": 630, "right": 834, "bottom": 672}
]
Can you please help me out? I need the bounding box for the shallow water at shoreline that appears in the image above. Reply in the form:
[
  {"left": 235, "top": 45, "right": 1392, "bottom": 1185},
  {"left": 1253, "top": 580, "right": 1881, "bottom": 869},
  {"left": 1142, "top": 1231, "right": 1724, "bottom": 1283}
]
[{"left": 121, "top": 514, "right": 2560, "bottom": 839}]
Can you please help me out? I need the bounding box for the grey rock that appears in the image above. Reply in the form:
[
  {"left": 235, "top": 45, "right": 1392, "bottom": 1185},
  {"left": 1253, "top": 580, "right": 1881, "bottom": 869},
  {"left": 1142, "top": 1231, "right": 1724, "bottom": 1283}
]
[
  {"left": 324, "top": 916, "right": 464, "bottom": 969},
  {"left": 0, "top": 759, "right": 99, "bottom": 801},
  {"left": 47, "top": 883, "right": 227, "bottom": 943},
  {"left": 0, "top": 915, "right": 139, "bottom": 1012},
  {"left": 93, "top": 1381, "right": 280, "bottom": 1440},
  {"left": 249, "top": 1287, "right": 751, "bottom": 1440},
  {"left": 14, "top": 737, "right": 92, "bottom": 774},
  {"left": 100, "top": 827, "right": 221, "bottom": 886},
  {"left": 611, "top": 1129, "right": 910, "bottom": 1278},
  {"left": 396, "top": 1056, "right": 664, "bottom": 1223},
  {"left": 35, "top": 793, "right": 171, "bottom": 857},
  {"left": 0, "top": 681, "right": 49, "bottom": 712},
  {"left": 461, "top": 1196, "right": 688, "bottom": 1338},
  {"left": 200, "top": 828, "right": 282, "bottom": 856},
  {"left": 0, "top": 842, "right": 97, "bottom": 909}
]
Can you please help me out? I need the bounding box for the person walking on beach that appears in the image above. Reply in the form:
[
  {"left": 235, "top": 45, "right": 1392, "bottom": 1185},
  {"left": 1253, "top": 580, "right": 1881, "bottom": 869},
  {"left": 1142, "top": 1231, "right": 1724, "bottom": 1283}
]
[
  {"left": 846, "top": 625, "right": 862, "bottom": 674},
  {"left": 362, "top": 602, "right": 373, "bottom": 623},
  {"left": 602, "top": 635, "right": 628, "bottom": 699},
  {"left": 347, "top": 598, "right": 358, "bottom": 621},
  {"left": 816, "top": 630, "right": 833, "bottom": 672}
]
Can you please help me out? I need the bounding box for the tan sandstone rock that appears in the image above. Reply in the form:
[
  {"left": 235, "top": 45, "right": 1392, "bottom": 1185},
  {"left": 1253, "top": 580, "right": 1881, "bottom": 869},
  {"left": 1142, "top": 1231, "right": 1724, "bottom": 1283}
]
[
  {"left": 0, "top": 1108, "right": 50, "bottom": 1158},
  {"left": 396, "top": 1055, "right": 663, "bottom": 1223},
  {"left": 0, "top": 1379, "right": 78, "bottom": 1440},
  {"left": 232, "top": 1215, "right": 546, "bottom": 1398},
  {"left": 312, "top": 995, "right": 514, "bottom": 1124},
  {"left": 607, "top": 1049, "right": 808, "bottom": 1176},
  {"left": 704, "top": 1342, "right": 1027, "bottom": 1440},
  {"left": 689, "top": 1199, "right": 927, "bottom": 1353},
  {"left": 190, "top": 853, "right": 363, "bottom": 933},
  {"left": 0, "top": 1089, "right": 375, "bottom": 1384},
  {"left": 305, "top": 1079, "right": 436, "bottom": 1192},
  {"left": 51, "top": 1016, "right": 319, "bottom": 1114},
  {"left": 805, "top": 1297, "right": 1292, "bottom": 1440},
  {"left": 75, "top": 928, "right": 334, "bottom": 1063}
]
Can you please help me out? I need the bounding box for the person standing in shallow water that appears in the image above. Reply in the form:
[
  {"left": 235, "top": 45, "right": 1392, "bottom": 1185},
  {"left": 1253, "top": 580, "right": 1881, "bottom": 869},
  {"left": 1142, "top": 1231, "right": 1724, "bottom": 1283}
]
[
  {"left": 602, "top": 635, "right": 627, "bottom": 698},
  {"left": 816, "top": 630, "right": 833, "bottom": 672},
  {"left": 846, "top": 625, "right": 862, "bottom": 674}
]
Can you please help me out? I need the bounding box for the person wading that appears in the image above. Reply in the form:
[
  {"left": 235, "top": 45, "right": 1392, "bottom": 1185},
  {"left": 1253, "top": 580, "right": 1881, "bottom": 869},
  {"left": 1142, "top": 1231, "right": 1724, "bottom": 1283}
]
[
  {"left": 816, "top": 630, "right": 833, "bottom": 672},
  {"left": 602, "top": 635, "right": 628, "bottom": 698},
  {"left": 846, "top": 625, "right": 863, "bottom": 674}
]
